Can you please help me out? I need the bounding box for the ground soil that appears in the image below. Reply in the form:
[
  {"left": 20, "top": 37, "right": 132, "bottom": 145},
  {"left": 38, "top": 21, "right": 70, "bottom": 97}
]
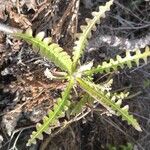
[{"left": 0, "top": 0, "right": 150, "bottom": 150}]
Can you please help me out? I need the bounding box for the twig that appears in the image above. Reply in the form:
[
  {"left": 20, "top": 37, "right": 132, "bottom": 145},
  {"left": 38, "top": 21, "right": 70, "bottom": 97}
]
[{"left": 0, "top": 23, "right": 22, "bottom": 34}]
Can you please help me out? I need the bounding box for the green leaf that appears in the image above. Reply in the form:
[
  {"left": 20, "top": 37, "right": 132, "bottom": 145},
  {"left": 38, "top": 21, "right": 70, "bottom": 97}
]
[
  {"left": 85, "top": 47, "right": 150, "bottom": 75},
  {"left": 14, "top": 29, "right": 73, "bottom": 74},
  {"left": 72, "top": 0, "right": 114, "bottom": 70},
  {"left": 77, "top": 78, "right": 142, "bottom": 131},
  {"left": 27, "top": 77, "right": 74, "bottom": 146}
]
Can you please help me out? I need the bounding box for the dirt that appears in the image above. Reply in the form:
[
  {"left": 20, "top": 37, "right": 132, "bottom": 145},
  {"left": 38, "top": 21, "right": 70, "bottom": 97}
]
[{"left": 0, "top": 0, "right": 150, "bottom": 150}]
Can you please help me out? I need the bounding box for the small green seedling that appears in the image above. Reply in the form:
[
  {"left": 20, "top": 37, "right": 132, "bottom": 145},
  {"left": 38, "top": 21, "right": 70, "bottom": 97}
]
[{"left": 5, "top": 0, "right": 149, "bottom": 146}]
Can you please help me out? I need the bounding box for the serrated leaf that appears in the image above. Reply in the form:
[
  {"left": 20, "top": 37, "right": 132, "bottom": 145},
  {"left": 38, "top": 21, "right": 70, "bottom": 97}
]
[
  {"left": 85, "top": 46, "right": 150, "bottom": 75},
  {"left": 77, "top": 78, "right": 142, "bottom": 132},
  {"left": 72, "top": 0, "right": 114, "bottom": 70},
  {"left": 14, "top": 31, "right": 73, "bottom": 74},
  {"left": 27, "top": 78, "right": 74, "bottom": 146}
]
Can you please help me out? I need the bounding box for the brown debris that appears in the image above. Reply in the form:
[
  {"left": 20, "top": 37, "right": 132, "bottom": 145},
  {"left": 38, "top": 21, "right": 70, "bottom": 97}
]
[{"left": 9, "top": 11, "right": 32, "bottom": 29}]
